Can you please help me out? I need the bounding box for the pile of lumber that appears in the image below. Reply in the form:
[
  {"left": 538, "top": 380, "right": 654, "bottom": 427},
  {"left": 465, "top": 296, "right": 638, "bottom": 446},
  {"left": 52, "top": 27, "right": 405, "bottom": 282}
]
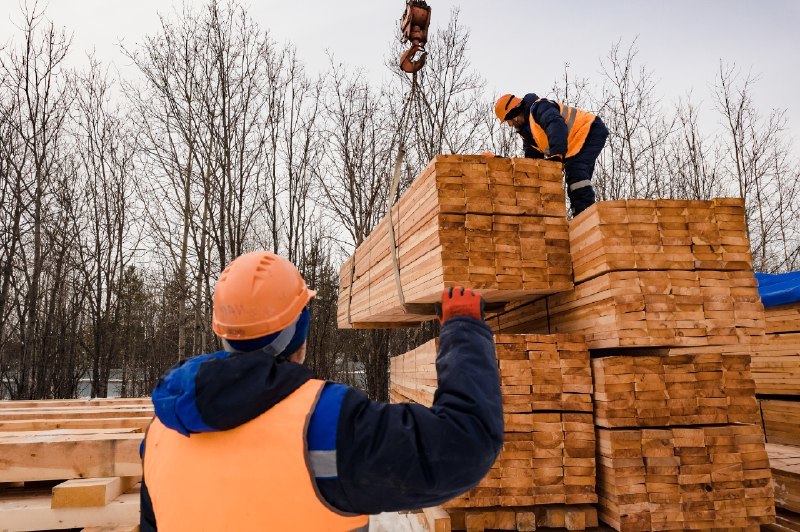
[
  {"left": 391, "top": 334, "right": 593, "bottom": 414},
  {"left": 597, "top": 425, "right": 775, "bottom": 531},
  {"left": 764, "top": 303, "right": 800, "bottom": 334},
  {"left": 592, "top": 349, "right": 760, "bottom": 427},
  {"left": 751, "top": 302, "right": 800, "bottom": 396},
  {"left": 766, "top": 444, "right": 800, "bottom": 517},
  {"left": 761, "top": 399, "right": 800, "bottom": 446},
  {"left": 489, "top": 199, "right": 766, "bottom": 349},
  {"left": 390, "top": 334, "right": 597, "bottom": 510},
  {"left": 569, "top": 199, "right": 752, "bottom": 283},
  {"left": 338, "top": 156, "right": 572, "bottom": 328},
  {"left": 0, "top": 398, "right": 148, "bottom": 531},
  {"left": 489, "top": 270, "right": 765, "bottom": 349}
]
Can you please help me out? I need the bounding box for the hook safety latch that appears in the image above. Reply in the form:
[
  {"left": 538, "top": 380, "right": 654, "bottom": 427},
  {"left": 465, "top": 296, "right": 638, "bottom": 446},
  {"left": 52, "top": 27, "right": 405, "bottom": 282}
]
[{"left": 399, "top": 0, "right": 431, "bottom": 73}]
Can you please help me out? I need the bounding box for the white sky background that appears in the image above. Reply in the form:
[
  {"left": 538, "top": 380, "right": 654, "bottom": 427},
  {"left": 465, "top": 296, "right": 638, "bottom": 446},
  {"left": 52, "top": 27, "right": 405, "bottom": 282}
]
[{"left": 1, "top": 0, "right": 799, "bottom": 152}]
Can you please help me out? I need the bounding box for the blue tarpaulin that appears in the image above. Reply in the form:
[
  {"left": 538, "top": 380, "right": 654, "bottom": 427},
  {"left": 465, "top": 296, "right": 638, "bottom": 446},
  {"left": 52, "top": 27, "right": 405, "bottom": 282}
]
[{"left": 755, "top": 271, "right": 800, "bottom": 307}]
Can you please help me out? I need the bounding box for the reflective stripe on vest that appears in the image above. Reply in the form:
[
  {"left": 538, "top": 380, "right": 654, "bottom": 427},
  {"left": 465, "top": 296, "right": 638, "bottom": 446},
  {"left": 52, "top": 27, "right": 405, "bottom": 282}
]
[
  {"left": 528, "top": 99, "right": 596, "bottom": 158},
  {"left": 144, "top": 379, "right": 369, "bottom": 532}
]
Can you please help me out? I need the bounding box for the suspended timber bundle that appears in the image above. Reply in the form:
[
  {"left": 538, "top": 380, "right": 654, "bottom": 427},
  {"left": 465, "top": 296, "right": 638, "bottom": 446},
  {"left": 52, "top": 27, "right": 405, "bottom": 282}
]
[
  {"left": 597, "top": 425, "right": 775, "bottom": 531},
  {"left": 592, "top": 350, "right": 760, "bottom": 427},
  {"left": 390, "top": 334, "right": 597, "bottom": 509},
  {"left": 0, "top": 398, "right": 148, "bottom": 530},
  {"left": 569, "top": 199, "right": 753, "bottom": 283},
  {"left": 338, "top": 156, "right": 572, "bottom": 328}
]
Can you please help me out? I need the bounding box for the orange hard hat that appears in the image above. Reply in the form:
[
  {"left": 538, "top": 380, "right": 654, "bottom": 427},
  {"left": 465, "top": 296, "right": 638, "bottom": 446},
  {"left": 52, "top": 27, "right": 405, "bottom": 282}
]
[
  {"left": 494, "top": 94, "right": 523, "bottom": 121},
  {"left": 212, "top": 251, "right": 316, "bottom": 340},
  {"left": 479, "top": 152, "right": 495, "bottom": 158}
]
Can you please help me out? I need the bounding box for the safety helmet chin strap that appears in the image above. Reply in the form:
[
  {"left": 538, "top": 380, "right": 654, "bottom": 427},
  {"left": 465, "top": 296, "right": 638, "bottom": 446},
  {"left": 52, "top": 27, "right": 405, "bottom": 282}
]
[{"left": 221, "top": 312, "right": 302, "bottom": 360}]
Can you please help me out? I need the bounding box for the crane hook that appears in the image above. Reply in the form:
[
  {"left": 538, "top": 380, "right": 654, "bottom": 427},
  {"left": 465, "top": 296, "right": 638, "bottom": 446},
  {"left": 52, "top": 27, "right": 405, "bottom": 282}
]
[{"left": 399, "top": 0, "right": 431, "bottom": 74}]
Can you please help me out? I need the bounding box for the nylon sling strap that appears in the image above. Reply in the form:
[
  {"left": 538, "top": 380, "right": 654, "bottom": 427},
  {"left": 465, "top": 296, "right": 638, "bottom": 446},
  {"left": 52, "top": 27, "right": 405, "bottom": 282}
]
[{"left": 346, "top": 73, "right": 418, "bottom": 325}]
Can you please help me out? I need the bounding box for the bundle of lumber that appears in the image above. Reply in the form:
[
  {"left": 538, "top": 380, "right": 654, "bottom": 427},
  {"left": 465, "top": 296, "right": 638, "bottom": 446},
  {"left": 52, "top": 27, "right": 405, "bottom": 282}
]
[
  {"left": 444, "top": 504, "right": 599, "bottom": 531},
  {"left": 444, "top": 413, "right": 596, "bottom": 508},
  {"left": 592, "top": 350, "right": 760, "bottom": 427},
  {"left": 766, "top": 443, "right": 800, "bottom": 515},
  {"left": 597, "top": 424, "right": 775, "bottom": 531},
  {"left": 338, "top": 156, "right": 572, "bottom": 328},
  {"left": 390, "top": 334, "right": 597, "bottom": 511},
  {"left": 750, "top": 332, "right": 800, "bottom": 395},
  {"left": 390, "top": 334, "right": 593, "bottom": 413},
  {"left": 765, "top": 303, "right": 800, "bottom": 334},
  {"left": 569, "top": 199, "right": 752, "bottom": 283},
  {"left": 489, "top": 270, "right": 765, "bottom": 348},
  {"left": 761, "top": 399, "right": 800, "bottom": 446},
  {"left": 0, "top": 398, "right": 148, "bottom": 531}
]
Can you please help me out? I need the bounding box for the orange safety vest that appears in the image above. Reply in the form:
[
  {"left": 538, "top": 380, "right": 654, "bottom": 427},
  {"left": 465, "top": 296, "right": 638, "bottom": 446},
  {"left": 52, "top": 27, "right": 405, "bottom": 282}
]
[
  {"left": 144, "top": 379, "right": 369, "bottom": 532},
  {"left": 529, "top": 100, "right": 596, "bottom": 158}
]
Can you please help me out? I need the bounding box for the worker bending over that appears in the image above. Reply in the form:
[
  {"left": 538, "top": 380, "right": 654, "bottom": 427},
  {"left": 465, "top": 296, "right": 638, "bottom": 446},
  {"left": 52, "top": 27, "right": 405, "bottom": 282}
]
[
  {"left": 140, "top": 251, "right": 503, "bottom": 531},
  {"left": 495, "top": 93, "right": 609, "bottom": 216}
]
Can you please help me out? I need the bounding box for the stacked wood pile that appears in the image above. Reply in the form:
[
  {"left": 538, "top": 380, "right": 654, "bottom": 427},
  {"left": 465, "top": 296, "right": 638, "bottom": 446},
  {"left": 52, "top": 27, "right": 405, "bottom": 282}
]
[
  {"left": 489, "top": 199, "right": 765, "bottom": 349},
  {"left": 592, "top": 349, "right": 760, "bottom": 427},
  {"left": 390, "top": 335, "right": 597, "bottom": 509},
  {"left": 751, "top": 302, "right": 800, "bottom": 398},
  {"left": 761, "top": 399, "right": 800, "bottom": 446},
  {"left": 569, "top": 199, "right": 753, "bottom": 283},
  {"left": 338, "top": 156, "right": 572, "bottom": 328},
  {"left": 767, "top": 444, "right": 800, "bottom": 515},
  {"left": 0, "top": 398, "right": 148, "bottom": 531},
  {"left": 485, "top": 199, "right": 776, "bottom": 530},
  {"left": 597, "top": 425, "right": 775, "bottom": 531}
]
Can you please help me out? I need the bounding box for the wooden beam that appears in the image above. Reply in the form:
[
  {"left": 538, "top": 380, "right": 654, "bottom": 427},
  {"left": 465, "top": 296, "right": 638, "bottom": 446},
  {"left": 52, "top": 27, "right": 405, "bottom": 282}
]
[
  {"left": 0, "top": 432, "right": 142, "bottom": 482},
  {"left": 0, "top": 417, "right": 150, "bottom": 433},
  {"left": 51, "top": 477, "right": 139, "bottom": 509},
  {"left": 0, "top": 489, "right": 139, "bottom": 531}
]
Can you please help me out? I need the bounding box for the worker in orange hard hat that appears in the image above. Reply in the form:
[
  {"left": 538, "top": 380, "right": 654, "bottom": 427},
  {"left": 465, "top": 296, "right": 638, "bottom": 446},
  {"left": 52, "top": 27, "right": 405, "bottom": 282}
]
[
  {"left": 140, "top": 251, "right": 503, "bottom": 531},
  {"left": 495, "top": 93, "right": 609, "bottom": 216}
]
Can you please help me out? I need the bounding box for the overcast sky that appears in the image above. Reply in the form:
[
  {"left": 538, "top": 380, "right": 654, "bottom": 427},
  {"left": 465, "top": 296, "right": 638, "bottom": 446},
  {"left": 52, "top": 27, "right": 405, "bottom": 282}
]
[{"left": 2, "top": 0, "right": 799, "bottom": 149}]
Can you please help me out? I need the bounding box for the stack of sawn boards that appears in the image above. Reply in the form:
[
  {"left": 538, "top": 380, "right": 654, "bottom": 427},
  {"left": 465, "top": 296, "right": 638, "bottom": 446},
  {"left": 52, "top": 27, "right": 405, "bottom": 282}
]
[
  {"left": 0, "top": 398, "right": 148, "bottom": 531},
  {"left": 756, "top": 299, "right": 800, "bottom": 529},
  {"left": 391, "top": 335, "right": 597, "bottom": 511},
  {"left": 338, "top": 155, "right": 573, "bottom": 328},
  {"left": 486, "top": 198, "right": 775, "bottom": 530}
]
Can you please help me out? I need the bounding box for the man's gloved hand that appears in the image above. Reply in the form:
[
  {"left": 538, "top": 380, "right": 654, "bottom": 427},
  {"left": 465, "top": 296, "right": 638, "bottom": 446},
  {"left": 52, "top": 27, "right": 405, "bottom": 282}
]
[
  {"left": 434, "top": 286, "right": 485, "bottom": 324},
  {"left": 544, "top": 152, "right": 564, "bottom": 162}
]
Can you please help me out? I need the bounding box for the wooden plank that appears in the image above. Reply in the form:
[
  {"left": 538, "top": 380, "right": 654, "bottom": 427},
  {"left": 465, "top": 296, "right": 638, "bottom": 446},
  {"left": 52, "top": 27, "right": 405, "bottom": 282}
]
[
  {"left": 51, "top": 477, "right": 138, "bottom": 509},
  {"left": 0, "top": 417, "right": 151, "bottom": 432},
  {"left": 422, "top": 506, "right": 451, "bottom": 532},
  {"left": 0, "top": 488, "right": 140, "bottom": 531},
  {"left": 765, "top": 303, "right": 800, "bottom": 334},
  {"left": 82, "top": 526, "right": 140, "bottom": 532},
  {"left": 0, "top": 432, "right": 142, "bottom": 482},
  {"left": 761, "top": 400, "right": 800, "bottom": 446}
]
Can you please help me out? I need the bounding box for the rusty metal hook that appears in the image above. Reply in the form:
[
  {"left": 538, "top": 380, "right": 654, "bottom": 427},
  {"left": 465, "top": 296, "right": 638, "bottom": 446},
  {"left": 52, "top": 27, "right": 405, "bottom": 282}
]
[{"left": 400, "top": 44, "right": 428, "bottom": 74}]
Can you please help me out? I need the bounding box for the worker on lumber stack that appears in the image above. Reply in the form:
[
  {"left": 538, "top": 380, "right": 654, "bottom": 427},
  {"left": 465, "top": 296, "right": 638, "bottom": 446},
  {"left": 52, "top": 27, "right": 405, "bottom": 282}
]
[
  {"left": 495, "top": 93, "right": 609, "bottom": 216},
  {"left": 140, "top": 251, "right": 503, "bottom": 531}
]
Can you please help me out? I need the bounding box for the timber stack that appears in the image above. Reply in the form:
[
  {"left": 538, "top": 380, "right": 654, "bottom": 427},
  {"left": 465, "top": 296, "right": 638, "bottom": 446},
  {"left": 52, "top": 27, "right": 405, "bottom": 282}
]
[
  {"left": 337, "top": 155, "right": 572, "bottom": 328},
  {"left": 0, "top": 398, "right": 148, "bottom": 531},
  {"left": 756, "top": 296, "right": 800, "bottom": 529},
  {"left": 487, "top": 198, "right": 775, "bottom": 529}
]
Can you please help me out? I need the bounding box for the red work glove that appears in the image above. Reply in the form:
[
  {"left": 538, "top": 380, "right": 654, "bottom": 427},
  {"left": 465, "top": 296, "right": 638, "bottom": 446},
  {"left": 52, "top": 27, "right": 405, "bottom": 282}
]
[{"left": 434, "top": 287, "right": 485, "bottom": 324}]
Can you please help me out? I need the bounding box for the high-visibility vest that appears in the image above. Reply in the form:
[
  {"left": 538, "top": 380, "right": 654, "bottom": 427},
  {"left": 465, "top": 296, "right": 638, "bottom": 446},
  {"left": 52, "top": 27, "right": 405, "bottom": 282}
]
[
  {"left": 144, "top": 379, "right": 369, "bottom": 532},
  {"left": 529, "top": 100, "right": 596, "bottom": 158}
]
